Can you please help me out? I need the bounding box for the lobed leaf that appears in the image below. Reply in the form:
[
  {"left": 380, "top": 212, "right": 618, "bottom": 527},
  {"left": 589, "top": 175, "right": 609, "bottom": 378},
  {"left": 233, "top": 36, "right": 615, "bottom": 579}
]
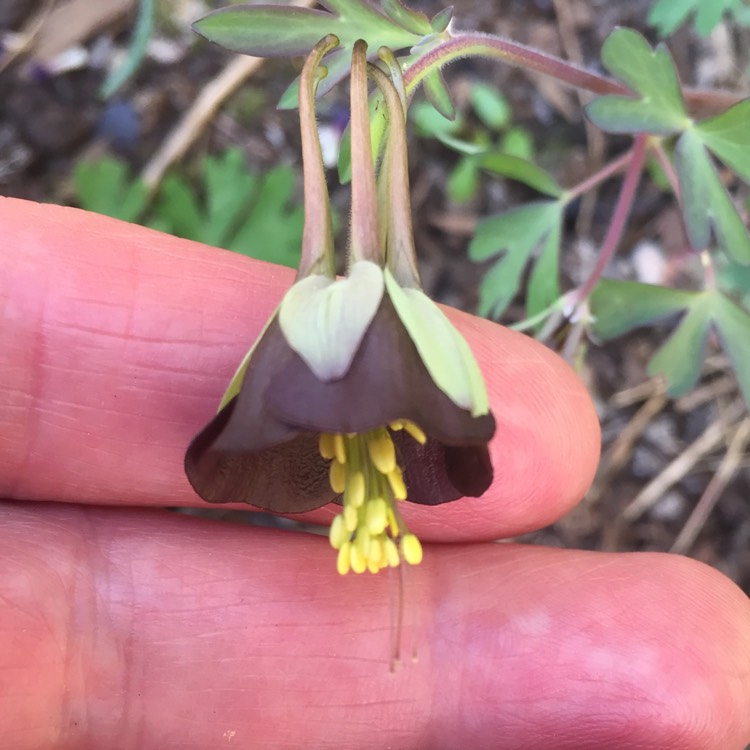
[
  {"left": 675, "top": 128, "right": 750, "bottom": 263},
  {"left": 585, "top": 28, "right": 689, "bottom": 135},
  {"left": 470, "top": 201, "right": 563, "bottom": 320},
  {"left": 590, "top": 279, "right": 699, "bottom": 340},
  {"left": 711, "top": 292, "right": 750, "bottom": 408},
  {"left": 696, "top": 98, "right": 750, "bottom": 185},
  {"left": 647, "top": 296, "right": 712, "bottom": 396},
  {"left": 479, "top": 153, "right": 563, "bottom": 197}
]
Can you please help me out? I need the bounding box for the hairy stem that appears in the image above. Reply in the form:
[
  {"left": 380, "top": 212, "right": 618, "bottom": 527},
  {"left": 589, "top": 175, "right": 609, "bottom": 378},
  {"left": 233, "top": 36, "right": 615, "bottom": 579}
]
[{"left": 403, "top": 32, "right": 742, "bottom": 113}]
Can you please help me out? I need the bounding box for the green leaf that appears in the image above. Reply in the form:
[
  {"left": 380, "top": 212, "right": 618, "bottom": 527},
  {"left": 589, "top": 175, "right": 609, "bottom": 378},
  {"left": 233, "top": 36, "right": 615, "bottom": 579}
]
[
  {"left": 279, "top": 260, "right": 384, "bottom": 381},
  {"left": 100, "top": 0, "right": 154, "bottom": 98},
  {"left": 384, "top": 269, "right": 489, "bottom": 416},
  {"left": 590, "top": 279, "right": 700, "bottom": 340},
  {"left": 647, "top": 0, "right": 698, "bottom": 36},
  {"left": 526, "top": 219, "right": 562, "bottom": 318},
  {"left": 695, "top": 98, "right": 750, "bottom": 184},
  {"left": 430, "top": 6, "right": 453, "bottom": 32},
  {"left": 479, "top": 153, "right": 562, "bottom": 197},
  {"left": 422, "top": 67, "right": 456, "bottom": 120},
  {"left": 675, "top": 128, "right": 750, "bottom": 263},
  {"left": 230, "top": 166, "right": 305, "bottom": 268},
  {"left": 470, "top": 201, "right": 563, "bottom": 319},
  {"left": 194, "top": 7, "right": 344, "bottom": 57},
  {"left": 202, "top": 148, "right": 257, "bottom": 247},
  {"left": 195, "top": 3, "right": 421, "bottom": 106},
  {"left": 470, "top": 82, "right": 510, "bottom": 131},
  {"left": 647, "top": 295, "right": 712, "bottom": 396},
  {"left": 154, "top": 174, "right": 203, "bottom": 239},
  {"left": 649, "top": 0, "right": 745, "bottom": 37},
  {"left": 73, "top": 157, "right": 148, "bottom": 223},
  {"left": 585, "top": 28, "right": 689, "bottom": 135},
  {"left": 711, "top": 292, "right": 750, "bottom": 408},
  {"left": 380, "top": 0, "right": 432, "bottom": 35},
  {"left": 447, "top": 156, "right": 479, "bottom": 203}
]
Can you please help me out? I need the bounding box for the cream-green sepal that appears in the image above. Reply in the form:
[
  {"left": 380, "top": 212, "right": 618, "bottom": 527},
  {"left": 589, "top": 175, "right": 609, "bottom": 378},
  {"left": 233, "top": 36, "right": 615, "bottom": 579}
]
[
  {"left": 279, "top": 260, "right": 384, "bottom": 381},
  {"left": 384, "top": 268, "right": 489, "bottom": 416}
]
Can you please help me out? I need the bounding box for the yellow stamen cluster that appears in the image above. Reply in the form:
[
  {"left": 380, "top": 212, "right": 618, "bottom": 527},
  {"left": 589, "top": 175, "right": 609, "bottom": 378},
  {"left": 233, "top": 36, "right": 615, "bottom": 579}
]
[{"left": 321, "top": 421, "right": 426, "bottom": 574}]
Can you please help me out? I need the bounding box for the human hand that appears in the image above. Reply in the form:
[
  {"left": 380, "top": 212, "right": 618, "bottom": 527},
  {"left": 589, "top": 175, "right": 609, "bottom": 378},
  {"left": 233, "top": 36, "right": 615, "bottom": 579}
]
[{"left": 2, "top": 198, "right": 749, "bottom": 750}]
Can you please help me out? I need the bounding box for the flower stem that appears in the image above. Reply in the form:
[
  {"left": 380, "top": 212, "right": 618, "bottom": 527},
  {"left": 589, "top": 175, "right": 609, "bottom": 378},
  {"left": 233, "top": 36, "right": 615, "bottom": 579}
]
[
  {"left": 367, "top": 62, "right": 421, "bottom": 288},
  {"left": 297, "top": 34, "right": 339, "bottom": 279},
  {"left": 349, "top": 39, "right": 382, "bottom": 265},
  {"left": 575, "top": 133, "right": 648, "bottom": 304}
]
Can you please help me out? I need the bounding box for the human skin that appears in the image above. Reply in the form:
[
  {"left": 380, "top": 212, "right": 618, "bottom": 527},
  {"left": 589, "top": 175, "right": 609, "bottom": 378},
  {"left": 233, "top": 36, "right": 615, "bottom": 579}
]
[{"left": 1, "top": 197, "right": 749, "bottom": 750}]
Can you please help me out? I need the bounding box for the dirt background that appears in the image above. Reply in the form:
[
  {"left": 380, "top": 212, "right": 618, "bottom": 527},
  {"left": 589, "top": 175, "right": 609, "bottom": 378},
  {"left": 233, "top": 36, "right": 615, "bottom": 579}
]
[{"left": 2, "top": 0, "right": 750, "bottom": 595}]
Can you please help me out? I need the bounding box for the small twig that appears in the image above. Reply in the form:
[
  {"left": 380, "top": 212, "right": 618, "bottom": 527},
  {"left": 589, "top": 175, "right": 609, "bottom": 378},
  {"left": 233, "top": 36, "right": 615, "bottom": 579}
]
[
  {"left": 622, "top": 401, "right": 746, "bottom": 522},
  {"left": 140, "top": 0, "right": 315, "bottom": 193},
  {"left": 611, "top": 378, "right": 665, "bottom": 408},
  {"left": 587, "top": 382, "right": 669, "bottom": 506},
  {"left": 140, "top": 54, "right": 264, "bottom": 193},
  {"left": 0, "top": 0, "right": 56, "bottom": 74},
  {"left": 671, "top": 417, "right": 750, "bottom": 554}
]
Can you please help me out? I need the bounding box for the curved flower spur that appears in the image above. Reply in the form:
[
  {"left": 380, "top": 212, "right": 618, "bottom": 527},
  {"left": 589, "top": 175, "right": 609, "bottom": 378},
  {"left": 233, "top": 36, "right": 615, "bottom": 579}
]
[{"left": 185, "top": 36, "right": 496, "bottom": 576}]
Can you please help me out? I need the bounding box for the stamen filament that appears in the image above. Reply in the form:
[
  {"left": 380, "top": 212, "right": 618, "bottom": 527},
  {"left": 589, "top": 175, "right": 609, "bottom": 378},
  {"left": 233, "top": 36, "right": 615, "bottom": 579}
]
[{"left": 321, "top": 422, "right": 426, "bottom": 575}]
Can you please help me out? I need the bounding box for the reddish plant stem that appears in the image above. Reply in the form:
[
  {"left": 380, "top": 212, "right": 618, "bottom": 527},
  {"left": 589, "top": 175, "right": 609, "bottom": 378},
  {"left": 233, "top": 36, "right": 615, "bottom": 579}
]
[
  {"left": 576, "top": 134, "right": 648, "bottom": 303},
  {"left": 651, "top": 139, "right": 681, "bottom": 199},
  {"left": 403, "top": 32, "right": 742, "bottom": 113},
  {"left": 565, "top": 148, "right": 634, "bottom": 201}
]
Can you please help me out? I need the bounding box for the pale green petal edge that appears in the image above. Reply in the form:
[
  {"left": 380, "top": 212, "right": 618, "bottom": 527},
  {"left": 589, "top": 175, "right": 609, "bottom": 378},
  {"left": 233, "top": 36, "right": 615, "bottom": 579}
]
[
  {"left": 279, "top": 260, "right": 384, "bottom": 381},
  {"left": 217, "top": 306, "right": 280, "bottom": 412},
  {"left": 384, "top": 269, "right": 490, "bottom": 416}
]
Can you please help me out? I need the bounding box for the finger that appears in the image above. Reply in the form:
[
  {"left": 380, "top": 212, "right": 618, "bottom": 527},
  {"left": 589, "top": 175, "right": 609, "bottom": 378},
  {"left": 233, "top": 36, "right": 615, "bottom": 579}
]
[
  {"left": 2, "top": 503, "right": 749, "bottom": 750},
  {"left": 0, "top": 198, "right": 599, "bottom": 539}
]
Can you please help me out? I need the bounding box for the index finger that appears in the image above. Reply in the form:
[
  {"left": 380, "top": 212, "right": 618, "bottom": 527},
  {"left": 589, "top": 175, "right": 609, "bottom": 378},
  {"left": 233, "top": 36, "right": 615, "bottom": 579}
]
[{"left": 0, "top": 197, "right": 600, "bottom": 540}]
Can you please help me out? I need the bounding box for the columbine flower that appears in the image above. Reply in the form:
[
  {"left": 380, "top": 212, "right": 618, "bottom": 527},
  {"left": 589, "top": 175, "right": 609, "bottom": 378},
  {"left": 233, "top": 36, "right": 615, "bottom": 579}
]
[{"left": 185, "top": 37, "right": 495, "bottom": 575}]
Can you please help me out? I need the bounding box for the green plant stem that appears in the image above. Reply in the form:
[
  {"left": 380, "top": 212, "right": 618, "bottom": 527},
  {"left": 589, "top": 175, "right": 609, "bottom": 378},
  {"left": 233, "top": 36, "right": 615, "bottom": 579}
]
[
  {"left": 701, "top": 250, "right": 716, "bottom": 290},
  {"left": 564, "top": 148, "right": 634, "bottom": 202},
  {"left": 403, "top": 32, "right": 741, "bottom": 112},
  {"left": 576, "top": 134, "right": 648, "bottom": 303}
]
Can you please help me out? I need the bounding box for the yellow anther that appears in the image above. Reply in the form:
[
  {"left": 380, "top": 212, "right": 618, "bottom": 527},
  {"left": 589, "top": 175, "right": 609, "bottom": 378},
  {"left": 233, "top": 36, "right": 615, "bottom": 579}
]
[
  {"left": 368, "top": 537, "right": 383, "bottom": 567},
  {"left": 401, "top": 533, "right": 423, "bottom": 565},
  {"left": 337, "top": 542, "right": 351, "bottom": 575},
  {"left": 368, "top": 431, "right": 396, "bottom": 474},
  {"left": 387, "top": 466, "right": 407, "bottom": 500},
  {"left": 365, "top": 497, "right": 388, "bottom": 535},
  {"left": 329, "top": 459, "right": 346, "bottom": 494},
  {"left": 329, "top": 514, "right": 348, "bottom": 549},
  {"left": 402, "top": 420, "right": 427, "bottom": 445},
  {"left": 367, "top": 559, "right": 381, "bottom": 574},
  {"left": 386, "top": 506, "right": 400, "bottom": 537},
  {"left": 319, "top": 433, "right": 336, "bottom": 459},
  {"left": 343, "top": 503, "right": 359, "bottom": 532},
  {"left": 350, "top": 544, "right": 367, "bottom": 574},
  {"left": 346, "top": 471, "right": 365, "bottom": 508},
  {"left": 355, "top": 527, "right": 371, "bottom": 559},
  {"left": 384, "top": 537, "right": 400, "bottom": 567},
  {"left": 389, "top": 419, "right": 404, "bottom": 431},
  {"left": 333, "top": 433, "right": 347, "bottom": 464}
]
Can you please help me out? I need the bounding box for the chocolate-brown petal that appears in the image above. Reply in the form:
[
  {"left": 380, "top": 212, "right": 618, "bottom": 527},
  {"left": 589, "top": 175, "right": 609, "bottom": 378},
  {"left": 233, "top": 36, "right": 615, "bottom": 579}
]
[
  {"left": 394, "top": 433, "right": 493, "bottom": 505},
  {"left": 266, "top": 294, "right": 496, "bottom": 444},
  {"left": 185, "top": 317, "right": 334, "bottom": 511},
  {"left": 185, "top": 398, "right": 333, "bottom": 512}
]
